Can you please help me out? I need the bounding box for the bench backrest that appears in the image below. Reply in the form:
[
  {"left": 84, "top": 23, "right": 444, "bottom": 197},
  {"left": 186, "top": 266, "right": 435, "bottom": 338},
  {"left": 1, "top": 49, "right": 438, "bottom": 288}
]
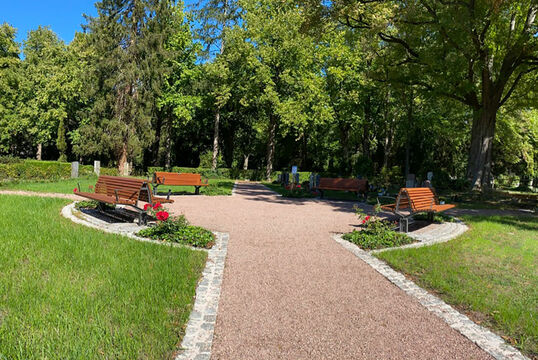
[
  {"left": 318, "top": 178, "right": 368, "bottom": 192},
  {"left": 154, "top": 172, "right": 202, "bottom": 186},
  {"left": 397, "top": 187, "right": 438, "bottom": 211},
  {"left": 95, "top": 175, "right": 146, "bottom": 202}
]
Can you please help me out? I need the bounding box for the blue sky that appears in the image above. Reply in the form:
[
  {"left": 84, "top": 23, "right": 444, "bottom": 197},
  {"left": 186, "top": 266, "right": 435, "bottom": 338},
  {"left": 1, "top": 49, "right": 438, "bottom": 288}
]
[
  {"left": 0, "top": 0, "right": 198, "bottom": 46},
  {"left": 0, "top": 0, "right": 97, "bottom": 45}
]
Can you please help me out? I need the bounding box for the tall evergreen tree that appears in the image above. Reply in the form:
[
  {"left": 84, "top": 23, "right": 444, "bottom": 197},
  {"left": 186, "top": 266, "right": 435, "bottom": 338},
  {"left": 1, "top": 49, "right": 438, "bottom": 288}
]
[{"left": 78, "top": 0, "right": 175, "bottom": 173}]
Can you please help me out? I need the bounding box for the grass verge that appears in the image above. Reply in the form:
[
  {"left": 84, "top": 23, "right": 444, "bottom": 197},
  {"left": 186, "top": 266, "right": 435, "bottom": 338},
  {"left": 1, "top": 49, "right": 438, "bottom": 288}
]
[
  {"left": 0, "top": 177, "right": 235, "bottom": 196},
  {"left": 376, "top": 215, "right": 538, "bottom": 358},
  {"left": 0, "top": 195, "right": 207, "bottom": 359}
]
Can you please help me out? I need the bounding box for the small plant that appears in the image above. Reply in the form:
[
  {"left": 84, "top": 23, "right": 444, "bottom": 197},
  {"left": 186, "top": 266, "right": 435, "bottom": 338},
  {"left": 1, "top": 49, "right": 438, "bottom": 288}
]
[
  {"left": 344, "top": 205, "right": 414, "bottom": 250},
  {"left": 138, "top": 214, "right": 215, "bottom": 249}
]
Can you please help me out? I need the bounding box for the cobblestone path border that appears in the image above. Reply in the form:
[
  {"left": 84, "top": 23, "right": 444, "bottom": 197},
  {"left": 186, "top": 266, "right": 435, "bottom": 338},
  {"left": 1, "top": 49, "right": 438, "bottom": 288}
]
[{"left": 333, "top": 234, "right": 528, "bottom": 360}]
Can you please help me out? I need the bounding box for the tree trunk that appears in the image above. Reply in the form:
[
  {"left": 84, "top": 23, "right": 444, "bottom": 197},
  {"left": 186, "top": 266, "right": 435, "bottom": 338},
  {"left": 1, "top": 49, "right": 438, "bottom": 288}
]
[
  {"left": 383, "top": 90, "right": 392, "bottom": 169},
  {"left": 165, "top": 130, "right": 172, "bottom": 171},
  {"left": 363, "top": 94, "right": 371, "bottom": 158},
  {"left": 118, "top": 143, "right": 128, "bottom": 176},
  {"left": 265, "top": 116, "right": 276, "bottom": 181},
  {"left": 212, "top": 111, "right": 220, "bottom": 170},
  {"left": 405, "top": 89, "right": 413, "bottom": 179},
  {"left": 466, "top": 107, "right": 497, "bottom": 190},
  {"left": 243, "top": 154, "right": 249, "bottom": 170},
  {"left": 36, "top": 143, "right": 42, "bottom": 161}
]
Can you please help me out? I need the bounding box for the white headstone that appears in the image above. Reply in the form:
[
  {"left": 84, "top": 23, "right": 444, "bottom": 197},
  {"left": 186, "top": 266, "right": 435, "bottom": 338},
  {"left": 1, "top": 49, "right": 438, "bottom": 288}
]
[
  {"left": 292, "top": 166, "right": 298, "bottom": 174},
  {"left": 71, "top": 161, "right": 79, "bottom": 178},
  {"left": 427, "top": 171, "right": 434, "bottom": 181},
  {"left": 94, "top": 161, "right": 101, "bottom": 176}
]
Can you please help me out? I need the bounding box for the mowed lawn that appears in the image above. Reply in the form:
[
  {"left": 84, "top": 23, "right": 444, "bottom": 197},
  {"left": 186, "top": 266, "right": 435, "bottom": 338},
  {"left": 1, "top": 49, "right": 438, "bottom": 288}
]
[
  {"left": 0, "top": 177, "right": 235, "bottom": 196},
  {"left": 377, "top": 215, "right": 538, "bottom": 357},
  {"left": 0, "top": 195, "right": 207, "bottom": 359}
]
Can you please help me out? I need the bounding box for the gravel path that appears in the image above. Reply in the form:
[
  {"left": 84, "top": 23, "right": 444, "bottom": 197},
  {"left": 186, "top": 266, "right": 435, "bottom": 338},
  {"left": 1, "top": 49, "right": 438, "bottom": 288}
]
[
  {"left": 0, "top": 189, "right": 79, "bottom": 200},
  {"left": 167, "top": 182, "right": 491, "bottom": 360}
]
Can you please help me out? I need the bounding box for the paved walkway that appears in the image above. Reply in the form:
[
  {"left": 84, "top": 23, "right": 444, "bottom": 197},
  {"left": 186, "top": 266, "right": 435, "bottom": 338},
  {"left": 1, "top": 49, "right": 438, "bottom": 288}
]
[{"left": 167, "top": 183, "right": 491, "bottom": 360}]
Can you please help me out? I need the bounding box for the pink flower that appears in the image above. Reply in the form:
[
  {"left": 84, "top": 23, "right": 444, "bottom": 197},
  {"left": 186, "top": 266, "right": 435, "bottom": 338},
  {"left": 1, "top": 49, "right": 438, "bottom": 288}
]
[
  {"left": 73, "top": 188, "right": 78, "bottom": 193},
  {"left": 156, "top": 211, "right": 169, "bottom": 221}
]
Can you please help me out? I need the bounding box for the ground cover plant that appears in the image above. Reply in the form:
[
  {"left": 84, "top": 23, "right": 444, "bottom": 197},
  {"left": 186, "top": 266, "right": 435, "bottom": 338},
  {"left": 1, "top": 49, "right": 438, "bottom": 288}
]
[
  {"left": 342, "top": 207, "right": 414, "bottom": 250},
  {"left": 0, "top": 195, "right": 207, "bottom": 359},
  {"left": 376, "top": 215, "right": 538, "bottom": 357},
  {"left": 138, "top": 214, "right": 215, "bottom": 249}
]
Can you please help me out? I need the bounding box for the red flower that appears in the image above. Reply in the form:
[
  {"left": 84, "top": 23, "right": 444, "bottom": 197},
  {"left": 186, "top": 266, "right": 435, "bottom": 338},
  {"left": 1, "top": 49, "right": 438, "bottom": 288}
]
[
  {"left": 153, "top": 203, "right": 162, "bottom": 210},
  {"left": 144, "top": 204, "right": 151, "bottom": 211},
  {"left": 73, "top": 188, "right": 78, "bottom": 193},
  {"left": 365, "top": 216, "right": 371, "bottom": 221},
  {"left": 156, "top": 211, "right": 169, "bottom": 222},
  {"left": 362, "top": 219, "right": 366, "bottom": 224},
  {"left": 296, "top": 185, "right": 301, "bottom": 188}
]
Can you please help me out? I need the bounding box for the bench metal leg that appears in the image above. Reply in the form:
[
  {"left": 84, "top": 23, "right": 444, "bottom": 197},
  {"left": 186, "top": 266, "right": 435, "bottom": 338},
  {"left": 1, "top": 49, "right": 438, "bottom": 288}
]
[
  {"left": 319, "top": 190, "right": 324, "bottom": 199},
  {"left": 399, "top": 218, "right": 409, "bottom": 233},
  {"left": 195, "top": 186, "right": 200, "bottom": 195},
  {"left": 153, "top": 184, "right": 158, "bottom": 196}
]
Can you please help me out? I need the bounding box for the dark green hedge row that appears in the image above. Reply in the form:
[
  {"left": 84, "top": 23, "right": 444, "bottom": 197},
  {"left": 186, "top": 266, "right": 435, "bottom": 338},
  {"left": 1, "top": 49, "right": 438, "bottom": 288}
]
[
  {"left": 147, "top": 166, "right": 314, "bottom": 182},
  {"left": 0, "top": 160, "right": 118, "bottom": 181}
]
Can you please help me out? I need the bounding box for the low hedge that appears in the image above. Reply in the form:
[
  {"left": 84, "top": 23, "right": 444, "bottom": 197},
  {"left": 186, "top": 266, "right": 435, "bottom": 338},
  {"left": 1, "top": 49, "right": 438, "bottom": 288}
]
[
  {"left": 147, "top": 166, "right": 314, "bottom": 182},
  {"left": 0, "top": 160, "right": 118, "bottom": 181}
]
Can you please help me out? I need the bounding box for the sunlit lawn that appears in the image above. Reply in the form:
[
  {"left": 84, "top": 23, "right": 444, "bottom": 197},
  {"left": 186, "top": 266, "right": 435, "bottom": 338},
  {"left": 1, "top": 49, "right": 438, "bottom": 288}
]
[
  {"left": 0, "top": 176, "right": 235, "bottom": 196},
  {"left": 376, "top": 215, "right": 538, "bottom": 357},
  {"left": 0, "top": 195, "right": 207, "bottom": 359}
]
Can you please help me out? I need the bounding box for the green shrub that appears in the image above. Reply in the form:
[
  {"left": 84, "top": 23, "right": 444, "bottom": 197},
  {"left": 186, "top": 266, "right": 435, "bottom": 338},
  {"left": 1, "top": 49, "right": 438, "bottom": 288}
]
[
  {"left": 343, "top": 219, "right": 414, "bottom": 250},
  {"left": 138, "top": 215, "right": 215, "bottom": 249},
  {"left": 0, "top": 155, "right": 22, "bottom": 164},
  {"left": 0, "top": 159, "right": 117, "bottom": 181}
]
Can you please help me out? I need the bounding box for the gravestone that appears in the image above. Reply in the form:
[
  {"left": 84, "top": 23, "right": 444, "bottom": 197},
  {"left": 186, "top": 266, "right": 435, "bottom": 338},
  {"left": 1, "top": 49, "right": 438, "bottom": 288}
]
[
  {"left": 405, "top": 173, "right": 416, "bottom": 188},
  {"left": 71, "top": 161, "right": 79, "bottom": 178},
  {"left": 427, "top": 171, "right": 434, "bottom": 181},
  {"left": 294, "top": 173, "right": 299, "bottom": 184},
  {"left": 94, "top": 161, "right": 101, "bottom": 176}
]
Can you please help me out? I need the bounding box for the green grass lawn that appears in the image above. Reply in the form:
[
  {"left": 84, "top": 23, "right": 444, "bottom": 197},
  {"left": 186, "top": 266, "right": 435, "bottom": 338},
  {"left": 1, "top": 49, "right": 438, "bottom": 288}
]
[
  {"left": 154, "top": 179, "right": 235, "bottom": 196},
  {"left": 0, "top": 177, "right": 235, "bottom": 196},
  {"left": 376, "top": 215, "right": 538, "bottom": 357},
  {"left": 0, "top": 195, "right": 207, "bottom": 359}
]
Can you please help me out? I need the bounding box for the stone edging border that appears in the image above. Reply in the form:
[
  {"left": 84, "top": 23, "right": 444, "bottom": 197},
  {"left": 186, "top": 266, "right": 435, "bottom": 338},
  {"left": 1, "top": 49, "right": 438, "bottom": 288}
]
[
  {"left": 60, "top": 203, "right": 228, "bottom": 360},
  {"left": 175, "top": 232, "right": 228, "bottom": 360},
  {"left": 333, "top": 234, "right": 528, "bottom": 360},
  {"left": 370, "top": 219, "right": 469, "bottom": 254}
]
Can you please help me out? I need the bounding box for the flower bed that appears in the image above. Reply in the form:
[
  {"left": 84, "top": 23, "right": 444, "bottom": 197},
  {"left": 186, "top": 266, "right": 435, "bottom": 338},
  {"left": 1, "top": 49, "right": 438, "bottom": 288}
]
[
  {"left": 343, "top": 206, "right": 414, "bottom": 250},
  {"left": 138, "top": 204, "right": 214, "bottom": 249}
]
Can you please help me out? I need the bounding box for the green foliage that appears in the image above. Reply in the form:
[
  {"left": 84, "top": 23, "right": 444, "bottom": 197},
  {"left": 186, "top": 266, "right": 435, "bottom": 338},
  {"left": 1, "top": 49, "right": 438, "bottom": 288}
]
[
  {"left": 138, "top": 215, "right": 215, "bottom": 249},
  {"left": 343, "top": 219, "right": 413, "bottom": 250}
]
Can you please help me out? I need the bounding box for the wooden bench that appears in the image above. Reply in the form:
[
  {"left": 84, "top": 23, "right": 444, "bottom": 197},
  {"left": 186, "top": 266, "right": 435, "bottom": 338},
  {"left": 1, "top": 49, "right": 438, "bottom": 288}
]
[
  {"left": 153, "top": 172, "right": 209, "bottom": 195},
  {"left": 316, "top": 178, "right": 369, "bottom": 199},
  {"left": 381, "top": 187, "right": 456, "bottom": 232},
  {"left": 75, "top": 175, "right": 173, "bottom": 225}
]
